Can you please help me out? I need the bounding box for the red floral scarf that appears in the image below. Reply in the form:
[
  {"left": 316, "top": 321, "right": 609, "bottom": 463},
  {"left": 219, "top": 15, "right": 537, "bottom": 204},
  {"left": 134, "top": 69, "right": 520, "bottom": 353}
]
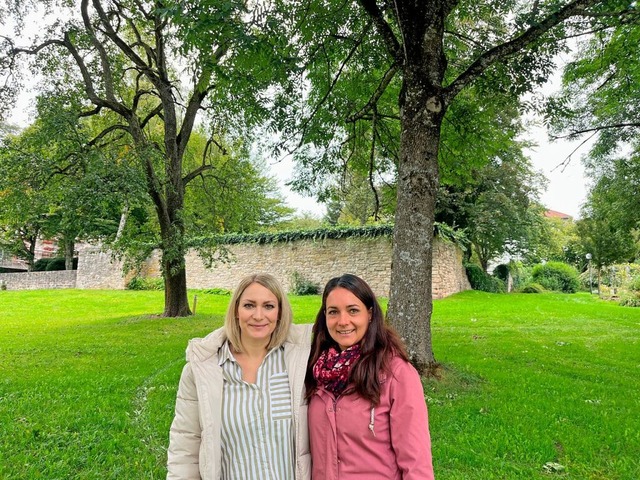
[{"left": 312, "top": 345, "right": 361, "bottom": 396}]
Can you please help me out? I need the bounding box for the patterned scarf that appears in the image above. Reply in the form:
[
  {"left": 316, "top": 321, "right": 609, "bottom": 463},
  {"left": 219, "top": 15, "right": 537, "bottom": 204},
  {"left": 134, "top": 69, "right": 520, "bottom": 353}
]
[{"left": 313, "top": 345, "right": 361, "bottom": 396}]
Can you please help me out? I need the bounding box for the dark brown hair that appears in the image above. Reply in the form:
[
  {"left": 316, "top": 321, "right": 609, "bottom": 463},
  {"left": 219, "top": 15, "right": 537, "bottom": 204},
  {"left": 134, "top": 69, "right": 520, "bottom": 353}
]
[{"left": 304, "top": 273, "right": 409, "bottom": 405}]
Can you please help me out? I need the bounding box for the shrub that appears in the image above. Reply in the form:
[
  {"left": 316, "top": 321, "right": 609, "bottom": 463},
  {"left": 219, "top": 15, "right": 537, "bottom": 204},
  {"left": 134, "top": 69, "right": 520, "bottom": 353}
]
[
  {"left": 619, "top": 297, "right": 640, "bottom": 307},
  {"left": 126, "top": 276, "right": 164, "bottom": 290},
  {"left": 290, "top": 271, "right": 320, "bottom": 295},
  {"left": 628, "top": 276, "right": 640, "bottom": 292},
  {"left": 33, "top": 258, "right": 53, "bottom": 271},
  {"left": 531, "top": 261, "right": 580, "bottom": 293},
  {"left": 519, "top": 282, "right": 546, "bottom": 294},
  {"left": 493, "top": 264, "right": 510, "bottom": 283},
  {"left": 33, "top": 257, "right": 78, "bottom": 271},
  {"left": 464, "top": 263, "right": 506, "bottom": 293}
]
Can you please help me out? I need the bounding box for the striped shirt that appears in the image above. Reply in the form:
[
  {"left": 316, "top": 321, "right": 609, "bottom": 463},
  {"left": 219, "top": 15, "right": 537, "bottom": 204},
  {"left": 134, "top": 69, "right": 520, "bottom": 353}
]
[{"left": 219, "top": 342, "right": 295, "bottom": 480}]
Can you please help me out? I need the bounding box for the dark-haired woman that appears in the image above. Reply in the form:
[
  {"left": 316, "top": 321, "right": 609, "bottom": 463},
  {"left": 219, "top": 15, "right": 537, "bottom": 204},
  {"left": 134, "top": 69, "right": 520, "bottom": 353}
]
[{"left": 305, "top": 274, "right": 434, "bottom": 480}]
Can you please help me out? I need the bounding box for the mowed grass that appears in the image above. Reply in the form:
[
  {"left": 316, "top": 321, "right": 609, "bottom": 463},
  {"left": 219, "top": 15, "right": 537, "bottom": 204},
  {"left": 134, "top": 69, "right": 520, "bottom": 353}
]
[{"left": 1, "top": 289, "right": 639, "bottom": 479}]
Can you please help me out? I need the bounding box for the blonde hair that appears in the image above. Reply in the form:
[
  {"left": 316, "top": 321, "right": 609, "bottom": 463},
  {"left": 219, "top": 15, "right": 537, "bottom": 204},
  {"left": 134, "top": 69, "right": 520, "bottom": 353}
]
[{"left": 224, "top": 273, "right": 292, "bottom": 352}]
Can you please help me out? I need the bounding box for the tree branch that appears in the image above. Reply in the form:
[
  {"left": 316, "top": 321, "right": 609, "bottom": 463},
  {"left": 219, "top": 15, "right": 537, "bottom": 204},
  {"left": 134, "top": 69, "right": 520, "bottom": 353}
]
[
  {"left": 444, "top": 0, "right": 603, "bottom": 104},
  {"left": 346, "top": 61, "right": 399, "bottom": 123},
  {"left": 357, "top": 0, "right": 402, "bottom": 63},
  {"left": 550, "top": 122, "right": 640, "bottom": 140}
]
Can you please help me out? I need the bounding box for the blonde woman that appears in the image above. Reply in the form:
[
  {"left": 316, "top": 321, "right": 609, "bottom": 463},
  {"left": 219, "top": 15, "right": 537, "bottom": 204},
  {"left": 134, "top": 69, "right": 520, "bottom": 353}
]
[{"left": 167, "top": 273, "right": 312, "bottom": 480}]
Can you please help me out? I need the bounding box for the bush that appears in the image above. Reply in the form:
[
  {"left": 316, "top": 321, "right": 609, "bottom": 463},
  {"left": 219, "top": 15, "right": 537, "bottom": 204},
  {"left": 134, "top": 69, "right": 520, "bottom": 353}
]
[
  {"left": 464, "top": 263, "right": 506, "bottom": 293},
  {"left": 628, "top": 276, "right": 640, "bottom": 292},
  {"left": 519, "top": 282, "right": 546, "bottom": 294},
  {"left": 493, "top": 264, "right": 510, "bottom": 283},
  {"left": 290, "top": 271, "right": 320, "bottom": 295},
  {"left": 531, "top": 261, "right": 580, "bottom": 293},
  {"left": 126, "top": 276, "right": 164, "bottom": 291},
  {"left": 619, "top": 297, "right": 640, "bottom": 307}
]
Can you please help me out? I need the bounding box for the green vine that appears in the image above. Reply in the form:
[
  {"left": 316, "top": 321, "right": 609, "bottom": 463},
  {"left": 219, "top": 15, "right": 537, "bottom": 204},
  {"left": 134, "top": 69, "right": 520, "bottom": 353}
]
[{"left": 188, "top": 222, "right": 467, "bottom": 249}]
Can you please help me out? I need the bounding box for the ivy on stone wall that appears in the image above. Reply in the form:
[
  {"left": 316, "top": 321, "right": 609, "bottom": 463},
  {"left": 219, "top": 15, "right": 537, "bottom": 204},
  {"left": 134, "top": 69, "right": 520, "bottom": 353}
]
[{"left": 188, "top": 222, "right": 467, "bottom": 249}]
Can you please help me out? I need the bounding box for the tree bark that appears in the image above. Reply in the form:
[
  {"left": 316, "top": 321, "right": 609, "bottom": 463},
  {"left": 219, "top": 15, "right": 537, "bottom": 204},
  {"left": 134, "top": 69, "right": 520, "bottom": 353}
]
[
  {"left": 63, "top": 238, "right": 75, "bottom": 270},
  {"left": 386, "top": 1, "right": 449, "bottom": 374}
]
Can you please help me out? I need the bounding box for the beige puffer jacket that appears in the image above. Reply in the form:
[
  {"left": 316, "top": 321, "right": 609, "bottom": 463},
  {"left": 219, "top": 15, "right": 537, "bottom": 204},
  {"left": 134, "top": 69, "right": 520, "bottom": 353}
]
[{"left": 166, "top": 323, "right": 313, "bottom": 480}]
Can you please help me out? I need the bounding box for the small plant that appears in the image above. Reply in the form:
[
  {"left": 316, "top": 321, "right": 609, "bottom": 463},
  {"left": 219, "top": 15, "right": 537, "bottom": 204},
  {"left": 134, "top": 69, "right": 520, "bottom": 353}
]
[
  {"left": 519, "top": 282, "right": 545, "bottom": 294},
  {"left": 290, "top": 271, "right": 320, "bottom": 295},
  {"left": 202, "top": 287, "right": 232, "bottom": 295},
  {"left": 126, "top": 276, "right": 164, "bottom": 290},
  {"left": 531, "top": 261, "right": 580, "bottom": 293}
]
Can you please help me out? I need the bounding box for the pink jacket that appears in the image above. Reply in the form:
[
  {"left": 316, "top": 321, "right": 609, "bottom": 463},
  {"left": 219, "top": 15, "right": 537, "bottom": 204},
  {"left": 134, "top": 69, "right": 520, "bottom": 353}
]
[{"left": 308, "top": 356, "right": 434, "bottom": 480}]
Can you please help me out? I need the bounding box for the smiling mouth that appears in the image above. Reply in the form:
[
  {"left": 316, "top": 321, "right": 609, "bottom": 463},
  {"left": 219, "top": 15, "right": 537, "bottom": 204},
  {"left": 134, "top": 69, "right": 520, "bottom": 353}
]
[{"left": 337, "top": 329, "right": 355, "bottom": 335}]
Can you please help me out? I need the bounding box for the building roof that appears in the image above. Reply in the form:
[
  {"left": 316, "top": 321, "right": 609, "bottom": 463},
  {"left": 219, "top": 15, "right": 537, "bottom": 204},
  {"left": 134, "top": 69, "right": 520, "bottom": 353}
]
[{"left": 544, "top": 210, "right": 573, "bottom": 220}]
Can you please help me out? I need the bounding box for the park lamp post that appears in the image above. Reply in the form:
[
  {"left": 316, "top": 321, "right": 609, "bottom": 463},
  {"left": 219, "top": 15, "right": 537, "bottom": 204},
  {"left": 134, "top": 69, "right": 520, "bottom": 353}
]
[{"left": 586, "top": 253, "right": 593, "bottom": 294}]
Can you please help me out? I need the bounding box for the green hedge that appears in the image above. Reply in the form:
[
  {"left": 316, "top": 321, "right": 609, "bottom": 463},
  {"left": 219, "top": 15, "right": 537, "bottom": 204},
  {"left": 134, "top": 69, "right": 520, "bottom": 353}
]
[
  {"left": 32, "top": 257, "right": 78, "bottom": 271},
  {"left": 464, "top": 263, "right": 506, "bottom": 293}
]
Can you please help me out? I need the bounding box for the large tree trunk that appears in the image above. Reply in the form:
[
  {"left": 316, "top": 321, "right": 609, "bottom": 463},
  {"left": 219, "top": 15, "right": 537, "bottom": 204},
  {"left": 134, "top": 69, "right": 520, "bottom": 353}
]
[
  {"left": 387, "top": 82, "right": 445, "bottom": 374},
  {"left": 158, "top": 151, "right": 192, "bottom": 318},
  {"left": 386, "top": 3, "right": 448, "bottom": 374},
  {"left": 162, "top": 255, "right": 191, "bottom": 317}
]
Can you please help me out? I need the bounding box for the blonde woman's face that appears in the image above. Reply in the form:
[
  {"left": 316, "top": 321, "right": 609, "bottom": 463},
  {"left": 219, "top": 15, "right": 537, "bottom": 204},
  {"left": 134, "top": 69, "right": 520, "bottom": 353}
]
[{"left": 237, "top": 283, "right": 279, "bottom": 343}]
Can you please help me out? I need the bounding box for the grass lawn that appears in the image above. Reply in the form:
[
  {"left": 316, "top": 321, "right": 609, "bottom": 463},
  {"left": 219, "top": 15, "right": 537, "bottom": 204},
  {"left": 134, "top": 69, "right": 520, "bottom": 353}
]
[{"left": 0, "top": 289, "right": 638, "bottom": 479}]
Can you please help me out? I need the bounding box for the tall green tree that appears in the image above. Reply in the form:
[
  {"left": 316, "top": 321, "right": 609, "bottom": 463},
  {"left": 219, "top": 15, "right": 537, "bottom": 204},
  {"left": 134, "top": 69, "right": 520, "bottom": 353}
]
[
  {"left": 0, "top": 0, "right": 282, "bottom": 316},
  {"left": 257, "top": 0, "right": 627, "bottom": 370}
]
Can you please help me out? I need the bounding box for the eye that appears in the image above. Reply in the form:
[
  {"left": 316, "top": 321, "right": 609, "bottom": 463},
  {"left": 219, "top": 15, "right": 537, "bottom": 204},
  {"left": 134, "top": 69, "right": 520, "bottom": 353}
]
[
  {"left": 326, "top": 309, "right": 337, "bottom": 316},
  {"left": 242, "top": 302, "right": 255, "bottom": 309},
  {"left": 264, "top": 304, "right": 276, "bottom": 310},
  {"left": 349, "top": 308, "right": 360, "bottom": 315}
]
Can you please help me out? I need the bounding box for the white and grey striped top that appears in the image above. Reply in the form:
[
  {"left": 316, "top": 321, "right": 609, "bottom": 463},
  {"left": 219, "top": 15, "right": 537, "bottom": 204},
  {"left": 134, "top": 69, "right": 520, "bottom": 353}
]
[{"left": 219, "top": 342, "right": 295, "bottom": 480}]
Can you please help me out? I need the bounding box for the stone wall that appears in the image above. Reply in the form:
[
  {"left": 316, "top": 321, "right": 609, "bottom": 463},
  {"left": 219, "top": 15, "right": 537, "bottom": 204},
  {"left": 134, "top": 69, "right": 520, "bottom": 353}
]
[
  {"left": 186, "top": 236, "right": 395, "bottom": 297},
  {"left": 75, "top": 246, "right": 127, "bottom": 289},
  {"left": 2, "top": 236, "right": 471, "bottom": 299},
  {"left": 184, "top": 236, "right": 468, "bottom": 299},
  {"left": 0, "top": 270, "right": 77, "bottom": 290}
]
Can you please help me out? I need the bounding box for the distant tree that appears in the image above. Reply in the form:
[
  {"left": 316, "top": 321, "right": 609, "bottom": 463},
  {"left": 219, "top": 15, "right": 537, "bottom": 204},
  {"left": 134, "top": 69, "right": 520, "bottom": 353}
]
[
  {"left": 576, "top": 169, "right": 639, "bottom": 269},
  {"left": 436, "top": 149, "right": 547, "bottom": 272},
  {"left": 547, "top": 16, "right": 640, "bottom": 262},
  {"left": 0, "top": 95, "right": 142, "bottom": 269},
  {"left": 528, "top": 216, "right": 581, "bottom": 265},
  {"left": 0, "top": 0, "right": 287, "bottom": 316}
]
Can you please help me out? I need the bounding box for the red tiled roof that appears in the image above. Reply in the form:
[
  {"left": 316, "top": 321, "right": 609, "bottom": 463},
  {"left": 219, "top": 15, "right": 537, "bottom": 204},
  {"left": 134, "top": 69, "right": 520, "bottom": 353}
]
[{"left": 544, "top": 210, "right": 572, "bottom": 220}]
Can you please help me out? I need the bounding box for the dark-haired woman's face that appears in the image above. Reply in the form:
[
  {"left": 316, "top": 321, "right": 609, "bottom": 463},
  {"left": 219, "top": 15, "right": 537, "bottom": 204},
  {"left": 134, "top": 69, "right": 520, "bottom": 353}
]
[{"left": 325, "top": 287, "right": 371, "bottom": 350}]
